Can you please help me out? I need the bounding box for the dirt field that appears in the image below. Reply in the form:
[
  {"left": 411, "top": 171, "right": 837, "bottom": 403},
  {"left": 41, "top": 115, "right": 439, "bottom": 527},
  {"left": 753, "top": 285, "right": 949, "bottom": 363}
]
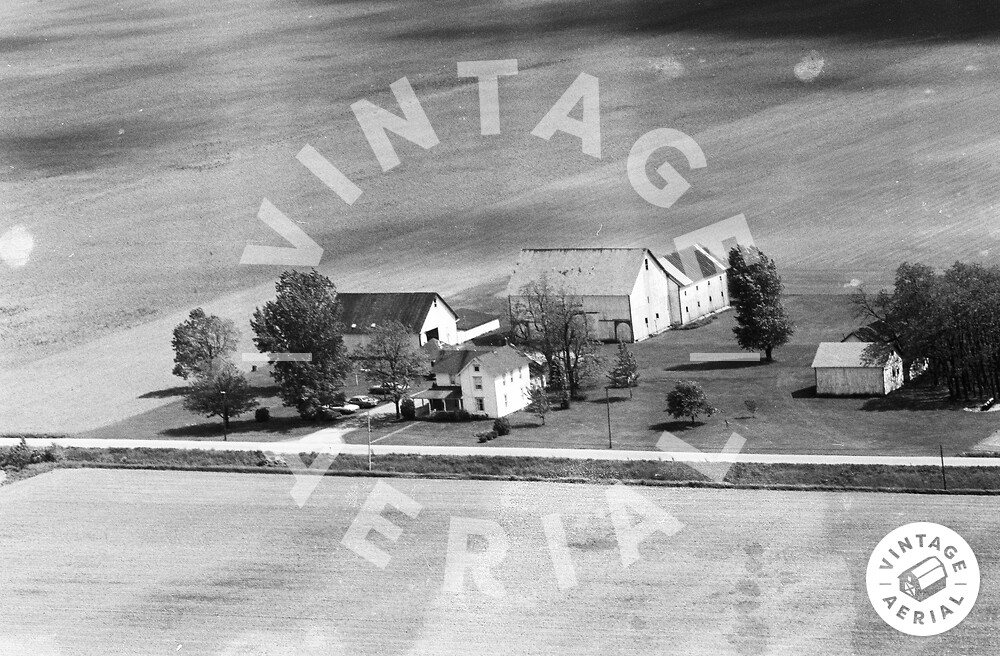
[
  {"left": 0, "top": 469, "right": 998, "bottom": 654},
  {"left": 3, "top": 0, "right": 1000, "bottom": 433}
]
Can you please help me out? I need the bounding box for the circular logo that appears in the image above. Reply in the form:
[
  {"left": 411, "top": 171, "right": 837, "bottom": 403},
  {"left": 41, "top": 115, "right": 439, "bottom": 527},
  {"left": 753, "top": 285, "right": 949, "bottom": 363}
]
[{"left": 866, "top": 522, "right": 980, "bottom": 636}]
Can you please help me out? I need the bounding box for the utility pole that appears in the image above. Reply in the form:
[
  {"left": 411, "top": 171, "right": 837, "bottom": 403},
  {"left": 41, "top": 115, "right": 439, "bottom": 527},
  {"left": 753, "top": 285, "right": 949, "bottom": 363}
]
[
  {"left": 606, "top": 387, "right": 612, "bottom": 449},
  {"left": 220, "top": 390, "right": 228, "bottom": 441},
  {"left": 367, "top": 411, "right": 373, "bottom": 472},
  {"left": 940, "top": 444, "right": 947, "bottom": 490}
]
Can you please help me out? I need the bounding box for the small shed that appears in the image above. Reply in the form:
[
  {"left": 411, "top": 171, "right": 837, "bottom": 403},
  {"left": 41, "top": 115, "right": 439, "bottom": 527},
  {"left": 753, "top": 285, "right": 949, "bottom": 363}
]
[
  {"left": 811, "top": 342, "right": 903, "bottom": 396},
  {"left": 898, "top": 556, "right": 947, "bottom": 602}
]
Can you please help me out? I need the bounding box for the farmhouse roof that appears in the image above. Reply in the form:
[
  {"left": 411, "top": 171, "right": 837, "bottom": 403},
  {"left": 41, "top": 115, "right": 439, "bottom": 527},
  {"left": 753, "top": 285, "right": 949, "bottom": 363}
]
[
  {"left": 431, "top": 345, "right": 528, "bottom": 376},
  {"left": 659, "top": 244, "right": 727, "bottom": 285},
  {"left": 811, "top": 342, "right": 893, "bottom": 368},
  {"left": 506, "top": 248, "right": 661, "bottom": 297},
  {"left": 842, "top": 320, "right": 888, "bottom": 343},
  {"left": 338, "top": 293, "right": 455, "bottom": 335}
]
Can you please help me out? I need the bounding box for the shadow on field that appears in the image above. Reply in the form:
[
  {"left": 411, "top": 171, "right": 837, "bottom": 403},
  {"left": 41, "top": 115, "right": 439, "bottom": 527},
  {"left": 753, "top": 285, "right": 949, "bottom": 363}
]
[
  {"left": 589, "top": 395, "right": 631, "bottom": 404},
  {"left": 139, "top": 386, "right": 188, "bottom": 399},
  {"left": 790, "top": 385, "right": 817, "bottom": 398},
  {"left": 648, "top": 420, "right": 704, "bottom": 432},
  {"left": 159, "top": 417, "right": 319, "bottom": 438},
  {"left": 860, "top": 382, "right": 966, "bottom": 412},
  {"left": 666, "top": 360, "right": 769, "bottom": 372},
  {"left": 392, "top": 0, "right": 1000, "bottom": 41}
]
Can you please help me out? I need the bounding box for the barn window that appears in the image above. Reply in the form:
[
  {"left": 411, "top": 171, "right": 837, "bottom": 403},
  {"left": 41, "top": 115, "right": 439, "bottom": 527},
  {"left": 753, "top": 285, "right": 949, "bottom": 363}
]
[
  {"left": 655, "top": 313, "right": 660, "bottom": 319},
  {"left": 685, "top": 306, "right": 689, "bottom": 313},
  {"left": 709, "top": 296, "right": 712, "bottom": 302},
  {"left": 708, "top": 280, "right": 711, "bottom": 286},
  {"left": 645, "top": 260, "right": 649, "bottom": 270},
  {"left": 697, "top": 302, "right": 701, "bottom": 308},
  {"left": 644, "top": 318, "right": 648, "bottom": 324},
  {"left": 696, "top": 285, "right": 699, "bottom": 291}
]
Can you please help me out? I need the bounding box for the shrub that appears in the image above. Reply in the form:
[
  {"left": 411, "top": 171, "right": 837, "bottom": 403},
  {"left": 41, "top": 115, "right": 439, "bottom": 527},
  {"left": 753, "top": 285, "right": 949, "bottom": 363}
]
[
  {"left": 570, "top": 390, "right": 589, "bottom": 402},
  {"left": 493, "top": 417, "right": 511, "bottom": 436},
  {"left": 470, "top": 411, "right": 490, "bottom": 421},
  {"left": 401, "top": 397, "right": 416, "bottom": 420},
  {"left": 476, "top": 430, "right": 497, "bottom": 443},
  {"left": 0, "top": 438, "right": 62, "bottom": 471},
  {"left": 255, "top": 407, "right": 271, "bottom": 423},
  {"left": 457, "top": 408, "right": 471, "bottom": 422}
]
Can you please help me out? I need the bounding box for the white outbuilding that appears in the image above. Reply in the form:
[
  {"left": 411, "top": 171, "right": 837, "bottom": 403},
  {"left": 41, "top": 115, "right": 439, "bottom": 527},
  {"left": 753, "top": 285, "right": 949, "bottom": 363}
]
[{"left": 811, "top": 342, "right": 904, "bottom": 396}]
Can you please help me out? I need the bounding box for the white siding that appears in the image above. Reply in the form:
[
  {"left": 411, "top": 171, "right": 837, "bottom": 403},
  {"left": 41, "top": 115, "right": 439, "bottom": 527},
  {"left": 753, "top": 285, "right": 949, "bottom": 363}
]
[
  {"left": 628, "top": 255, "right": 672, "bottom": 341},
  {"left": 419, "top": 296, "right": 459, "bottom": 345}
]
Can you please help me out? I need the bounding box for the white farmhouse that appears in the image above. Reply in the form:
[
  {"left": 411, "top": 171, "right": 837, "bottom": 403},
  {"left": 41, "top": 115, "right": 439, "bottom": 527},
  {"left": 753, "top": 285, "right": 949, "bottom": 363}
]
[
  {"left": 506, "top": 248, "right": 676, "bottom": 343},
  {"left": 811, "top": 342, "right": 904, "bottom": 396},
  {"left": 338, "top": 292, "right": 458, "bottom": 350},
  {"left": 656, "top": 244, "right": 730, "bottom": 325},
  {"left": 412, "top": 345, "right": 533, "bottom": 418}
]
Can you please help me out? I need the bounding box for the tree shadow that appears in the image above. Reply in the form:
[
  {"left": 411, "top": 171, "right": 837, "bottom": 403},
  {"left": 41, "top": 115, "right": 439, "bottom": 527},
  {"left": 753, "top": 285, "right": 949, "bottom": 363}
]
[
  {"left": 589, "top": 395, "right": 631, "bottom": 405},
  {"left": 159, "top": 416, "right": 321, "bottom": 438},
  {"left": 138, "top": 386, "right": 188, "bottom": 399},
  {"left": 860, "top": 383, "right": 967, "bottom": 412},
  {"left": 510, "top": 421, "right": 543, "bottom": 430},
  {"left": 648, "top": 420, "right": 704, "bottom": 432},
  {"left": 667, "top": 360, "right": 769, "bottom": 372}
]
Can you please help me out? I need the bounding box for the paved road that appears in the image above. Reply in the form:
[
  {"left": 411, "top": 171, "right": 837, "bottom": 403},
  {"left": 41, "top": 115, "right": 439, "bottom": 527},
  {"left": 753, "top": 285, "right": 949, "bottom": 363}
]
[{"left": 5, "top": 428, "right": 1000, "bottom": 468}]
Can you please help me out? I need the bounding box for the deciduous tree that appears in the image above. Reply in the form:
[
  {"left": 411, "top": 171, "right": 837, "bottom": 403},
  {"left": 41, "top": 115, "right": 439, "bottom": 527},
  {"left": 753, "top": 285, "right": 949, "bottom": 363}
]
[
  {"left": 510, "top": 277, "right": 601, "bottom": 407},
  {"left": 171, "top": 308, "right": 240, "bottom": 380},
  {"left": 526, "top": 385, "right": 551, "bottom": 425},
  {"left": 182, "top": 362, "right": 258, "bottom": 437},
  {"left": 250, "top": 269, "right": 352, "bottom": 418},
  {"left": 353, "top": 320, "right": 429, "bottom": 418},
  {"left": 666, "top": 380, "right": 716, "bottom": 425},
  {"left": 728, "top": 246, "right": 794, "bottom": 362}
]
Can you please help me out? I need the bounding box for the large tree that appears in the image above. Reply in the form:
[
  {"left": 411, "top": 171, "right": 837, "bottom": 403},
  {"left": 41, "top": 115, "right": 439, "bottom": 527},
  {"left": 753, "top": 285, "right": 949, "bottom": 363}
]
[
  {"left": 526, "top": 385, "right": 551, "bottom": 425},
  {"left": 250, "top": 269, "right": 352, "bottom": 418},
  {"left": 171, "top": 308, "right": 240, "bottom": 380},
  {"left": 666, "top": 380, "right": 716, "bottom": 426},
  {"left": 855, "top": 261, "right": 1000, "bottom": 401},
  {"left": 510, "top": 277, "right": 601, "bottom": 406},
  {"left": 727, "top": 246, "right": 794, "bottom": 362},
  {"left": 182, "top": 362, "right": 259, "bottom": 438},
  {"left": 353, "top": 320, "right": 428, "bottom": 418}
]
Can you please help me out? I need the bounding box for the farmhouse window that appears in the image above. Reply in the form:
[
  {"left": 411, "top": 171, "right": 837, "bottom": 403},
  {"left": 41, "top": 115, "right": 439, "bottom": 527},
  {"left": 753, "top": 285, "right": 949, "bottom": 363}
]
[
  {"left": 474, "top": 364, "right": 480, "bottom": 372},
  {"left": 475, "top": 398, "right": 485, "bottom": 411},
  {"left": 474, "top": 377, "right": 483, "bottom": 390}
]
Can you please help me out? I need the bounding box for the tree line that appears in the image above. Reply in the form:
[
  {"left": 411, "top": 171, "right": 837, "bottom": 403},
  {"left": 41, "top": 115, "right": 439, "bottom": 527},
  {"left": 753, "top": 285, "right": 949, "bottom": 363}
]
[{"left": 854, "top": 261, "right": 1000, "bottom": 402}]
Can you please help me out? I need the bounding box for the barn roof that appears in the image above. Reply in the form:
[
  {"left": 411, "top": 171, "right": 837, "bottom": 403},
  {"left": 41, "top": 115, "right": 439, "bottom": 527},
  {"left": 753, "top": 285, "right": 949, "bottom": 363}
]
[
  {"left": 338, "top": 292, "right": 455, "bottom": 335},
  {"left": 811, "top": 342, "right": 893, "bottom": 368},
  {"left": 659, "top": 244, "right": 727, "bottom": 285},
  {"left": 506, "top": 248, "right": 658, "bottom": 297}
]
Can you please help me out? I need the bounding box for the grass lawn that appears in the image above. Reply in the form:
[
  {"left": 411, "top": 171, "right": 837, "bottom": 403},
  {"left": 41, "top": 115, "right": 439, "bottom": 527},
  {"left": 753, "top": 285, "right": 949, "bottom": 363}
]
[
  {"left": 352, "top": 295, "right": 1000, "bottom": 456},
  {"left": 2, "top": 469, "right": 999, "bottom": 654},
  {"left": 78, "top": 367, "right": 394, "bottom": 442}
]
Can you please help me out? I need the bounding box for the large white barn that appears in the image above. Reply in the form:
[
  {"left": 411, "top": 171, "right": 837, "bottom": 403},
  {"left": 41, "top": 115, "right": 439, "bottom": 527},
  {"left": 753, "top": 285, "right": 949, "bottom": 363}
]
[
  {"left": 811, "top": 342, "right": 904, "bottom": 396},
  {"left": 506, "top": 248, "right": 677, "bottom": 343},
  {"left": 338, "top": 292, "right": 458, "bottom": 350}
]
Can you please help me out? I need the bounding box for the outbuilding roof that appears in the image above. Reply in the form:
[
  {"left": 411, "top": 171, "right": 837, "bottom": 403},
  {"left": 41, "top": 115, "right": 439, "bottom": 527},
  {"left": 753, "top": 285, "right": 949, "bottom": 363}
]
[
  {"left": 454, "top": 308, "right": 500, "bottom": 331},
  {"left": 506, "top": 248, "right": 660, "bottom": 297},
  {"left": 338, "top": 293, "right": 455, "bottom": 335},
  {"left": 811, "top": 342, "right": 893, "bottom": 368},
  {"left": 659, "top": 244, "right": 727, "bottom": 285}
]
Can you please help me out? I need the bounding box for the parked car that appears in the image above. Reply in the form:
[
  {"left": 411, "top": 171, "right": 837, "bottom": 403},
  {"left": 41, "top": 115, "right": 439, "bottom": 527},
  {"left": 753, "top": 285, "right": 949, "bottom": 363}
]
[
  {"left": 348, "top": 395, "right": 380, "bottom": 409},
  {"left": 368, "top": 385, "right": 391, "bottom": 397},
  {"left": 323, "top": 403, "right": 361, "bottom": 415}
]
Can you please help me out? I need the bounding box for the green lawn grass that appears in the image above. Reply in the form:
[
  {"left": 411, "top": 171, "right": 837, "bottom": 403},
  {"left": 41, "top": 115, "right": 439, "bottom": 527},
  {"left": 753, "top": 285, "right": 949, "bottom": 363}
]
[{"left": 352, "top": 295, "right": 999, "bottom": 456}]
